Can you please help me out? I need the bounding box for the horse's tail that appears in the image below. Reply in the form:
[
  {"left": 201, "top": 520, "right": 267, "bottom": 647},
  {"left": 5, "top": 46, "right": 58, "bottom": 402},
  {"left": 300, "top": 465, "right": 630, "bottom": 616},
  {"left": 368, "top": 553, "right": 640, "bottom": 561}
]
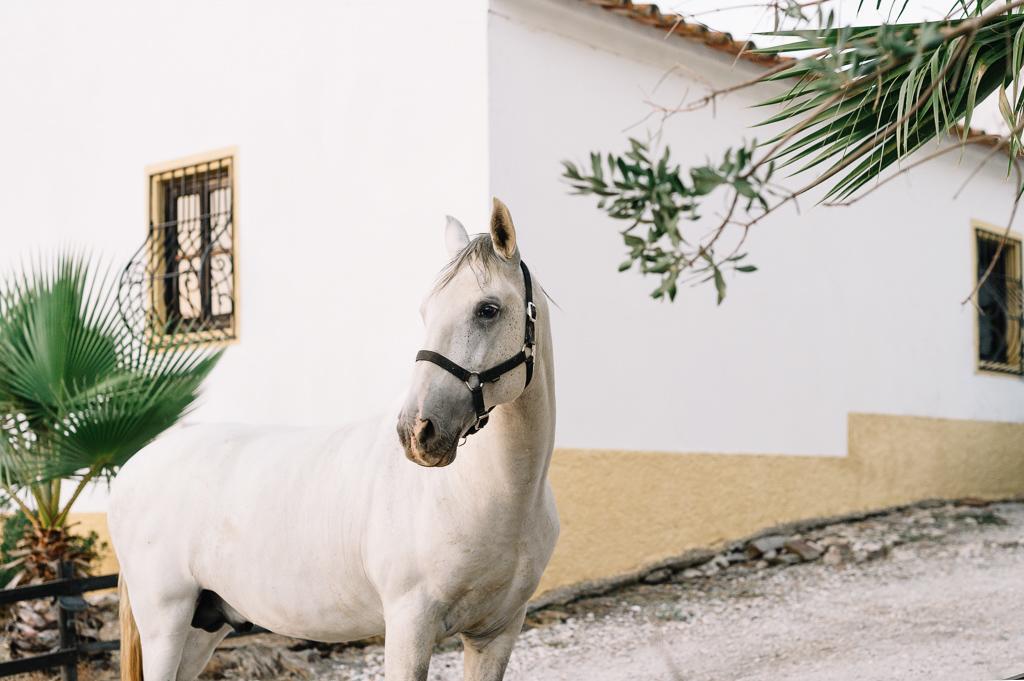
[{"left": 119, "top": 575, "right": 143, "bottom": 681}]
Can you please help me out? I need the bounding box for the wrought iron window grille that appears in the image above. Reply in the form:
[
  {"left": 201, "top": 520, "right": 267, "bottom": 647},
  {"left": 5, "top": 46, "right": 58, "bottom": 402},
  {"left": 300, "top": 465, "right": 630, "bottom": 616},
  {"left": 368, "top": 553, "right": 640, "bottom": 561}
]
[
  {"left": 120, "top": 155, "right": 237, "bottom": 347},
  {"left": 975, "top": 227, "right": 1023, "bottom": 376}
]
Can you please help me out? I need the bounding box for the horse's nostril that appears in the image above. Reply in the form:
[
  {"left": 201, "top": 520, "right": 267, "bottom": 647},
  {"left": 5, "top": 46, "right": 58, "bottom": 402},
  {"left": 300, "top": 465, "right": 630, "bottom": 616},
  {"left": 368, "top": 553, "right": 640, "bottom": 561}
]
[{"left": 414, "top": 417, "right": 435, "bottom": 446}]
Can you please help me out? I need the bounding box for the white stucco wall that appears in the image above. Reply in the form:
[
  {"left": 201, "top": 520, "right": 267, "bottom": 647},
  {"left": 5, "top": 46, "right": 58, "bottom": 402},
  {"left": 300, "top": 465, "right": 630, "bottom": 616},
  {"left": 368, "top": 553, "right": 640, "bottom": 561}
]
[
  {"left": 0, "top": 0, "right": 490, "bottom": 510},
  {"left": 489, "top": 0, "right": 1024, "bottom": 456},
  {"left": 0, "top": 0, "right": 489, "bottom": 421}
]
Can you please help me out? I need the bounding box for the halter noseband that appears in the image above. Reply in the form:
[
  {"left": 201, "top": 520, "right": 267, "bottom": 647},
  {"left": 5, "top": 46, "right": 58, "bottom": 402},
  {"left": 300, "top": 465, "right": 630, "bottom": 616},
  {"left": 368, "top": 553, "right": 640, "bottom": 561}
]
[{"left": 415, "top": 260, "right": 537, "bottom": 440}]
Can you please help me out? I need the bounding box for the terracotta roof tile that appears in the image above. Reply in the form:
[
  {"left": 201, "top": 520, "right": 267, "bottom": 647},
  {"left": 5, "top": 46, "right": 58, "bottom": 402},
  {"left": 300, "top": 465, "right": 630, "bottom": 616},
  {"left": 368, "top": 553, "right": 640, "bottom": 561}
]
[
  {"left": 581, "top": 0, "right": 1007, "bottom": 151},
  {"left": 579, "top": 0, "right": 791, "bottom": 66}
]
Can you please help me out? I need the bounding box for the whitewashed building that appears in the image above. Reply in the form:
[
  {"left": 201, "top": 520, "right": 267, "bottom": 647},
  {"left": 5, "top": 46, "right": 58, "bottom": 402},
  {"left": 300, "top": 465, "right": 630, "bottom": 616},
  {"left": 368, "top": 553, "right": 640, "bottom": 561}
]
[{"left": 1, "top": 0, "right": 1022, "bottom": 594}]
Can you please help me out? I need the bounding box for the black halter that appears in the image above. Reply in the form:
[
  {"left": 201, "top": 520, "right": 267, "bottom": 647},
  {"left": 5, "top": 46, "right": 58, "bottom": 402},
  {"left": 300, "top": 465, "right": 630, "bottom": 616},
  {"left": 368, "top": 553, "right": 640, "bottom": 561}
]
[{"left": 415, "top": 260, "right": 537, "bottom": 440}]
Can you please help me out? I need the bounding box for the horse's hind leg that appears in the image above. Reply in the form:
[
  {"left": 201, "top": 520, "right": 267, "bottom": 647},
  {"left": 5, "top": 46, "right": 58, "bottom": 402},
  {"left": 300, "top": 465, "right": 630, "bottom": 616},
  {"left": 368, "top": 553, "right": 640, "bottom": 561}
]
[
  {"left": 125, "top": 580, "right": 200, "bottom": 681},
  {"left": 176, "top": 626, "right": 229, "bottom": 681},
  {"left": 135, "top": 607, "right": 194, "bottom": 681}
]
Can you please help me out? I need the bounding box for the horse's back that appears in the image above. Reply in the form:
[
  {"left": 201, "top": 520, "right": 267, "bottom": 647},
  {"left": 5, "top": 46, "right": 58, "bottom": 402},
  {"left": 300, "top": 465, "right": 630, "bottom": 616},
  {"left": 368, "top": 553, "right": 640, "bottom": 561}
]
[
  {"left": 109, "top": 419, "right": 390, "bottom": 640},
  {"left": 111, "top": 422, "right": 363, "bottom": 526}
]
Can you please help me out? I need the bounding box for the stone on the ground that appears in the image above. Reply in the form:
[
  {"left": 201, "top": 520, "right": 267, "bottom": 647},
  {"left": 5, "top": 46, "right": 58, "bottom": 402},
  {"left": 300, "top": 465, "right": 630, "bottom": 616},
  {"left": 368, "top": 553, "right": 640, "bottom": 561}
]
[
  {"left": 674, "top": 568, "right": 704, "bottom": 581},
  {"left": 642, "top": 568, "right": 672, "bottom": 584},
  {"left": 746, "top": 535, "right": 787, "bottom": 558},
  {"left": 822, "top": 544, "right": 847, "bottom": 566},
  {"left": 529, "top": 608, "right": 569, "bottom": 628},
  {"left": 784, "top": 539, "right": 822, "bottom": 561},
  {"left": 770, "top": 553, "right": 801, "bottom": 566}
]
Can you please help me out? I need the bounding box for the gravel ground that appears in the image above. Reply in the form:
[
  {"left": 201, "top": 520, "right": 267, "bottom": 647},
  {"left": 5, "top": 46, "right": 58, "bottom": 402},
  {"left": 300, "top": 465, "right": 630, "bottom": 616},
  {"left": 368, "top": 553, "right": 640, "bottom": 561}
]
[
  {"left": 61, "top": 500, "right": 1024, "bottom": 681},
  {"left": 479, "top": 503, "right": 1024, "bottom": 681},
  {"left": 309, "top": 501, "right": 1024, "bottom": 681}
]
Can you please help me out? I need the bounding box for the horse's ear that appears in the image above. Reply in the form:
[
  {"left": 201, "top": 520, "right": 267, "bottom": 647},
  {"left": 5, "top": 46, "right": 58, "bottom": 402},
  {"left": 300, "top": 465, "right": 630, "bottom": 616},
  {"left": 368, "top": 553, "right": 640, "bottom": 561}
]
[
  {"left": 489, "top": 197, "right": 518, "bottom": 261},
  {"left": 445, "top": 215, "right": 470, "bottom": 258}
]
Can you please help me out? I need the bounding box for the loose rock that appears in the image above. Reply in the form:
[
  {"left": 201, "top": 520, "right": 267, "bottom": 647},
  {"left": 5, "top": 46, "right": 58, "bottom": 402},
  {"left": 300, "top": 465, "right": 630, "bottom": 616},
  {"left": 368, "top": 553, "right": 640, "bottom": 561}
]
[
  {"left": 746, "top": 535, "right": 787, "bottom": 558},
  {"left": 642, "top": 568, "right": 672, "bottom": 585},
  {"left": 771, "top": 553, "right": 801, "bottom": 566},
  {"left": 784, "top": 539, "right": 822, "bottom": 561},
  {"left": 822, "top": 545, "right": 847, "bottom": 566}
]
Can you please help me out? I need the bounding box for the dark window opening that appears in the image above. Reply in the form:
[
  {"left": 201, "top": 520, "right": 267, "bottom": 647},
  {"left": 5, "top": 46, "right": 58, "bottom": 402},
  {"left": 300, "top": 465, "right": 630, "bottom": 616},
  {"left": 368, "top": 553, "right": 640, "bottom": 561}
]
[
  {"left": 148, "top": 156, "right": 235, "bottom": 342},
  {"left": 976, "top": 228, "right": 1022, "bottom": 375}
]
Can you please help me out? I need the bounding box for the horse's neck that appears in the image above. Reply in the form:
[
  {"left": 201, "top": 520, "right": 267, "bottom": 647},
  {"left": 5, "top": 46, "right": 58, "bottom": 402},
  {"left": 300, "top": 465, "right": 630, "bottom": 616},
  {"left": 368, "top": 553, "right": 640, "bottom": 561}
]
[{"left": 457, "top": 326, "right": 555, "bottom": 506}]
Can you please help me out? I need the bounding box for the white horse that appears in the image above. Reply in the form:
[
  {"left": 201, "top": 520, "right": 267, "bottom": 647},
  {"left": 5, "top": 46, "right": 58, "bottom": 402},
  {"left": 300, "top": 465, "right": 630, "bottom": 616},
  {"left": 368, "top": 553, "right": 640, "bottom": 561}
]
[{"left": 108, "top": 198, "right": 559, "bottom": 681}]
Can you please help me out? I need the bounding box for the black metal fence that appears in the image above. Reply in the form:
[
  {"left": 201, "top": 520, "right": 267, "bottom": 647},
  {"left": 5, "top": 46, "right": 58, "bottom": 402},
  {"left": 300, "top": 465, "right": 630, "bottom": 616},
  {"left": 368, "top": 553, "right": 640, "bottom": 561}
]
[
  {"left": 0, "top": 563, "right": 117, "bottom": 680},
  {"left": 0, "top": 565, "right": 263, "bottom": 679}
]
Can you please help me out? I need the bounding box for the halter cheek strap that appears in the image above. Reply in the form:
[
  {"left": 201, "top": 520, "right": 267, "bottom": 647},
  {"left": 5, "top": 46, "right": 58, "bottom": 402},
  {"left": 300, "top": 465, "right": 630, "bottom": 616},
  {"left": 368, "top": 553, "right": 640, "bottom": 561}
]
[{"left": 415, "top": 260, "right": 537, "bottom": 440}]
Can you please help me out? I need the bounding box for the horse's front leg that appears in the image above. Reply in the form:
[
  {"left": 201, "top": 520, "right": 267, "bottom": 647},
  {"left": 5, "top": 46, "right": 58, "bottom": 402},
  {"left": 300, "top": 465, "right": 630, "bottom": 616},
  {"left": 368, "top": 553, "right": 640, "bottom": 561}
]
[
  {"left": 383, "top": 600, "right": 441, "bottom": 681},
  {"left": 460, "top": 606, "right": 527, "bottom": 681}
]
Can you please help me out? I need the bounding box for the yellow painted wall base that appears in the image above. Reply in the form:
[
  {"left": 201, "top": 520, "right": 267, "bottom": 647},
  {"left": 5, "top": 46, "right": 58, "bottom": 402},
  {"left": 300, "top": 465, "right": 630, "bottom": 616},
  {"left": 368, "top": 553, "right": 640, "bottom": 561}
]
[
  {"left": 54, "top": 412, "right": 1024, "bottom": 597},
  {"left": 540, "top": 412, "right": 1024, "bottom": 593},
  {"left": 68, "top": 513, "right": 119, "bottom": 576}
]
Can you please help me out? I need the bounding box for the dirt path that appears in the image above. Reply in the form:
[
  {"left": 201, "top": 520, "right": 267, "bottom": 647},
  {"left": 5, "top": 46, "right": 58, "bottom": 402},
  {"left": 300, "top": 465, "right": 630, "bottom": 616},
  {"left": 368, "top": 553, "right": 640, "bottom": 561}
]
[{"left": 310, "top": 501, "right": 1024, "bottom": 681}]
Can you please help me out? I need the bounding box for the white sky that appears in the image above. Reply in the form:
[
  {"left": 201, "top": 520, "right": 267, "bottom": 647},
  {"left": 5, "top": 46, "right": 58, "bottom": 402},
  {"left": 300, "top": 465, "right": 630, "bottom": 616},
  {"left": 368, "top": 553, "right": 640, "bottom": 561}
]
[{"left": 661, "top": 1, "right": 1006, "bottom": 133}]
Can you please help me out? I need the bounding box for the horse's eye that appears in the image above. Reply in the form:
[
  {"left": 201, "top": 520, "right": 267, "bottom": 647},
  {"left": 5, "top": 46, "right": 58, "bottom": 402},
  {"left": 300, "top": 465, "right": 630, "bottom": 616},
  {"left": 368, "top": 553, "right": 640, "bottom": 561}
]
[{"left": 476, "top": 303, "right": 500, "bottom": 320}]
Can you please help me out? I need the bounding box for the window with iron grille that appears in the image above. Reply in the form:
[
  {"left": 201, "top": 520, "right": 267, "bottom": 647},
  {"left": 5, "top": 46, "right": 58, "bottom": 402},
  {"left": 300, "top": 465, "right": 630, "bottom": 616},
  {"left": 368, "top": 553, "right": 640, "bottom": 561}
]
[
  {"left": 147, "top": 153, "right": 236, "bottom": 344},
  {"left": 975, "top": 226, "right": 1022, "bottom": 375}
]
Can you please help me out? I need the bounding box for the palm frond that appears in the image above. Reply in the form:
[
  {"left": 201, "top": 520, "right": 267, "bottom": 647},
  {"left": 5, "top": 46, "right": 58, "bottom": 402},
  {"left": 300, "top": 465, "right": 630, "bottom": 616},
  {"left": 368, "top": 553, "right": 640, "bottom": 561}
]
[
  {"left": 0, "top": 253, "right": 221, "bottom": 514},
  {"left": 761, "top": 7, "right": 1024, "bottom": 201}
]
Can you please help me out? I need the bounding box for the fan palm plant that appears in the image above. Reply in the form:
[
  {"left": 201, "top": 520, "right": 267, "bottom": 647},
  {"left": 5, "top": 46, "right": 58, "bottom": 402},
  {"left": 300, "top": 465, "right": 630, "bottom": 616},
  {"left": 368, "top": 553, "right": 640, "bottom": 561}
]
[{"left": 0, "top": 253, "right": 220, "bottom": 655}]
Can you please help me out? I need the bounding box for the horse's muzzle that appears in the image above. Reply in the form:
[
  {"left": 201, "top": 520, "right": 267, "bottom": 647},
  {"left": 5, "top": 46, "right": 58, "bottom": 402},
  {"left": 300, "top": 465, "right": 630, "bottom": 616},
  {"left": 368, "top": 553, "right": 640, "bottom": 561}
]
[{"left": 396, "top": 413, "right": 459, "bottom": 467}]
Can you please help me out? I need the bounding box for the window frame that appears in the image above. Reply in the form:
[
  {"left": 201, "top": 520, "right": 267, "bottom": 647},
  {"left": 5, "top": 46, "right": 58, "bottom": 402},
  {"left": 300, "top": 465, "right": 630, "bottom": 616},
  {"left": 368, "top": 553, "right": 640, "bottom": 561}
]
[
  {"left": 145, "top": 147, "right": 240, "bottom": 348},
  {"left": 972, "top": 219, "right": 1023, "bottom": 377}
]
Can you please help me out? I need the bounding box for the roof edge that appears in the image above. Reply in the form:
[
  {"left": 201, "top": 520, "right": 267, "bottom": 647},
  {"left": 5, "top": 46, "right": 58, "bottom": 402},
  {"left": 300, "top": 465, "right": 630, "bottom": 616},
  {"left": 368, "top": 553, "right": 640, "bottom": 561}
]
[{"left": 581, "top": 1, "right": 1007, "bottom": 153}]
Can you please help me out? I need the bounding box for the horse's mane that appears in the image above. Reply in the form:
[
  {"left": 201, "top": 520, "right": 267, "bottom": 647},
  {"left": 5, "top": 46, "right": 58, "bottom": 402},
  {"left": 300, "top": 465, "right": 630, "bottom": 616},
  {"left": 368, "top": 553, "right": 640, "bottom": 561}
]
[
  {"left": 433, "top": 234, "right": 505, "bottom": 292},
  {"left": 433, "top": 234, "right": 559, "bottom": 309}
]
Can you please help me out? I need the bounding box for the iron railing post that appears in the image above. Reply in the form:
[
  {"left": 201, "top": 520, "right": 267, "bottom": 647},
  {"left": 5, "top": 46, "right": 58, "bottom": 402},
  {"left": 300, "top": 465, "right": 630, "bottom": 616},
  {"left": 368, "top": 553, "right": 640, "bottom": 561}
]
[{"left": 56, "top": 562, "right": 78, "bottom": 681}]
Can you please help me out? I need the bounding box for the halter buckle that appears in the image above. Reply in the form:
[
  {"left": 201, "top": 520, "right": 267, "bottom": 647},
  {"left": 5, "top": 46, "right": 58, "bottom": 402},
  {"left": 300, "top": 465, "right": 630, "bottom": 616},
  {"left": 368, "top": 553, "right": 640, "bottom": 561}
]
[
  {"left": 465, "top": 373, "right": 482, "bottom": 391},
  {"left": 526, "top": 301, "right": 537, "bottom": 321},
  {"left": 523, "top": 343, "right": 534, "bottom": 359},
  {"left": 465, "top": 412, "right": 489, "bottom": 437}
]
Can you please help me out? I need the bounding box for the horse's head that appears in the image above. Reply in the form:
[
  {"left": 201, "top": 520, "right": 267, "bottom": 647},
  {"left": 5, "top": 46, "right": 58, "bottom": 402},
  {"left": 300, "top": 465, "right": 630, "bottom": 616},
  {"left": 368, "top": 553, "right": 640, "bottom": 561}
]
[{"left": 397, "top": 198, "right": 535, "bottom": 467}]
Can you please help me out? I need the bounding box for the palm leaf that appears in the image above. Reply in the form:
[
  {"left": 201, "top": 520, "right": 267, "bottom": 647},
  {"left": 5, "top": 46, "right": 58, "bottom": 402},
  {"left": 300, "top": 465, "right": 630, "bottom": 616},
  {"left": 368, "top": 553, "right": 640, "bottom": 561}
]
[
  {"left": 0, "top": 253, "right": 220, "bottom": 499},
  {"left": 756, "top": 8, "right": 1024, "bottom": 202}
]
